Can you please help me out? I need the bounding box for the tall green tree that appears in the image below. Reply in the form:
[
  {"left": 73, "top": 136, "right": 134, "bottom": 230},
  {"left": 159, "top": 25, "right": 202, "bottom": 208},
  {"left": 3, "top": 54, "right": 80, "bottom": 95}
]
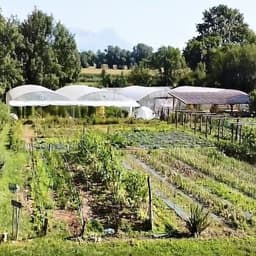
[
  {"left": 150, "top": 46, "right": 186, "bottom": 86},
  {"left": 184, "top": 4, "right": 256, "bottom": 70},
  {"left": 0, "top": 15, "right": 24, "bottom": 97},
  {"left": 19, "top": 9, "right": 80, "bottom": 89},
  {"left": 52, "top": 22, "right": 80, "bottom": 87},
  {"left": 80, "top": 50, "right": 96, "bottom": 68},
  {"left": 249, "top": 89, "right": 256, "bottom": 113},
  {"left": 183, "top": 35, "right": 222, "bottom": 70},
  {"left": 104, "top": 46, "right": 131, "bottom": 68},
  {"left": 132, "top": 43, "right": 153, "bottom": 65},
  {"left": 128, "top": 66, "right": 153, "bottom": 86},
  {"left": 197, "top": 5, "right": 255, "bottom": 44},
  {"left": 208, "top": 44, "right": 256, "bottom": 92}
]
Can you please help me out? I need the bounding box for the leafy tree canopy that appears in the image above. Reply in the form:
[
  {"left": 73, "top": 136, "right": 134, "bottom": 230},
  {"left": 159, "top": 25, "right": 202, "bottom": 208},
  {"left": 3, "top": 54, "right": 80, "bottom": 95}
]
[
  {"left": 197, "top": 4, "right": 255, "bottom": 44},
  {"left": 0, "top": 14, "right": 24, "bottom": 97},
  {"left": 128, "top": 66, "right": 153, "bottom": 86},
  {"left": 19, "top": 8, "right": 80, "bottom": 89},
  {"left": 150, "top": 46, "right": 186, "bottom": 86},
  {"left": 184, "top": 4, "right": 256, "bottom": 70},
  {"left": 249, "top": 89, "right": 256, "bottom": 113},
  {"left": 208, "top": 44, "right": 256, "bottom": 92},
  {"left": 132, "top": 43, "right": 153, "bottom": 65}
]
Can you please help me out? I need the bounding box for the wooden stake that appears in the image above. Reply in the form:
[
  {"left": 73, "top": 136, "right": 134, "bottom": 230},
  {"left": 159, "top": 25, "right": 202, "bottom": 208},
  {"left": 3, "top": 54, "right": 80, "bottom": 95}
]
[
  {"left": 209, "top": 117, "right": 212, "bottom": 135},
  {"left": 175, "top": 111, "right": 178, "bottom": 129},
  {"left": 217, "top": 119, "right": 221, "bottom": 141},
  {"left": 147, "top": 176, "right": 153, "bottom": 231},
  {"left": 239, "top": 125, "right": 242, "bottom": 144},
  {"left": 205, "top": 116, "right": 208, "bottom": 138},
  {"left": 235, "top": 119, "right": 239, "bottom": 142},
  {"left": 231, "top": 123, "right": 234, "bottom": 142},
  {"left": 194, "top": 114, "right": 196, "bottom": 134},
  {"left": 199, "top": 115, "right": 202, "bottom": 132},
  {"left": 221, "top": 119, "right": 224, "bottom": 139}
]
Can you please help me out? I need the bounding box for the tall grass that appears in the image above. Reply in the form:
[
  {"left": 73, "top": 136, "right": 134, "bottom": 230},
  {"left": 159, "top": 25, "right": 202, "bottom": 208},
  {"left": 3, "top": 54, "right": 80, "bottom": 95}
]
[
  {"left": 0, "top": 124, "right": 31, "bottom": 238},
  {"left": 0, "top": 237, "right": 256, "bottom": 256}
]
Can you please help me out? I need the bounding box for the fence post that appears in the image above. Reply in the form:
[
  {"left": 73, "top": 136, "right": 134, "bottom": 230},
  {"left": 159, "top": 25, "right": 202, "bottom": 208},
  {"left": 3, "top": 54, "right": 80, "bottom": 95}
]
[
  {"left": 147, "top": 176, "right": 153, "bottom": 231},
  {"left": 217, "top": 119, "right": 221, "bottom": 141},
  {"left": 235, "top": 119, "right": 239, "bottom": 142},
  {"left": 205, "top": 116, "right": 208, "bottom": 138}
]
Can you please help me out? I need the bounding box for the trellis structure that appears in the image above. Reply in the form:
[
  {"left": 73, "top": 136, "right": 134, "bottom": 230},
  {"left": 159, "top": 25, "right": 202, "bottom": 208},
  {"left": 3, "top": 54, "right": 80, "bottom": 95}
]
[{"left": 174, "top": 109, "right": 256, "bottom": 142}]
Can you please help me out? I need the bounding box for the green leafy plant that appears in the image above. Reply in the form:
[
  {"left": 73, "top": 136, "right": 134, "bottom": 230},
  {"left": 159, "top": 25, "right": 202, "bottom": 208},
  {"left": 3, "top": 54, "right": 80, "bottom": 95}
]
[{"left": 186, "top": 205, "right": 210, "bottom": 237}]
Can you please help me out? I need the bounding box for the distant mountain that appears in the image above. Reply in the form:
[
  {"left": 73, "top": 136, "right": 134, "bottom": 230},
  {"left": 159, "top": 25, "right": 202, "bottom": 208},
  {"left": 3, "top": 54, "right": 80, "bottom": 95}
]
[{"left": 72, "top": 28, "right": 133, "bottom": 52}]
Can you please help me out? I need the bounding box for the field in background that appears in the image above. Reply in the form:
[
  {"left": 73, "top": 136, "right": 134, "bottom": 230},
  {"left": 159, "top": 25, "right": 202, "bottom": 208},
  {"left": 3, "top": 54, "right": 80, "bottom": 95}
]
[{"left": 81, "top": 67, "right": 131, "bottom": 76}]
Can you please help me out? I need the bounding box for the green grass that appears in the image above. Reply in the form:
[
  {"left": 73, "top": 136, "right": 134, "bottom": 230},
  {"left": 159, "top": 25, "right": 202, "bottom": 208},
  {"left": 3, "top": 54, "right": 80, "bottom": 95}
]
[
  {"left": 0, "top": 125, "right": 31, "bottom": 238},
  {"left": 1, "top": 237, "right": 256, "bottom": 256}
]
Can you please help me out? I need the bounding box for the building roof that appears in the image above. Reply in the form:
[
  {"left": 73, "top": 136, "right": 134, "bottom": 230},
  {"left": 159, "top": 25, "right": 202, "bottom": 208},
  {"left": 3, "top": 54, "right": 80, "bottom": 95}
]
[{"left": 169, "top": 86, "right": 249, "bottom": 105}]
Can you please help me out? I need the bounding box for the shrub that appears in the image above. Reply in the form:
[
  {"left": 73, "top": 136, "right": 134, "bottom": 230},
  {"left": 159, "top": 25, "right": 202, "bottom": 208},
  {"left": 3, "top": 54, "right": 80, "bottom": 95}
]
[
  {"left": 216, "top": 127, "right": 256, "bottom": 164},
  {"left": 86, "top": 219, "right": 104, "bottom": 234},
  {"left": 186, "top": 205, "right": 210, "bottom": 237},
  {"left": 0, "top": 103, "right": 9, "bottom": 131},
  {"left": 249, "top": 89, "right": 256, "bottom": 113}
]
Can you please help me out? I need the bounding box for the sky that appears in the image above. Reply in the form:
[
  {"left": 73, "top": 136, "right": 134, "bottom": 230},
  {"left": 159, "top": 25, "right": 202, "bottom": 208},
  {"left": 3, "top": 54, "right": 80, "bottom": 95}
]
[{"left": 1, "top": 0, "right": 256, "bottom": 51}]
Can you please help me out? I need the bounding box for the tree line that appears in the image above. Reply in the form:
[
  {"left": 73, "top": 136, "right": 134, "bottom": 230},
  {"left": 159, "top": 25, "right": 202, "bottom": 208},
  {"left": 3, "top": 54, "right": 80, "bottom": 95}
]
[
  {"left": 81, "top": 4, "right": 256, "bottom": 94},
  {"left": 1, "top": 4, "right": 256, "bottom": 98}
]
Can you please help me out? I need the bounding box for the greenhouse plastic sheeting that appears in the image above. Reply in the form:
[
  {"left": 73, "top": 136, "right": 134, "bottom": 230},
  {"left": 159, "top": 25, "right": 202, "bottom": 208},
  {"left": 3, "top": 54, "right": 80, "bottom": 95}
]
[
  {"left": 56, "top": 85, "right": 101, "bottom": 100},
  {"left": 6, "top": 84, "right": 70, "bottom": 106}
]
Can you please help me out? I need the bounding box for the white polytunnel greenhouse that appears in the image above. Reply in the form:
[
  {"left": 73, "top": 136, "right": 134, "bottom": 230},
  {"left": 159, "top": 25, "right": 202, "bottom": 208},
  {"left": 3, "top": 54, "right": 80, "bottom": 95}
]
[
  {"left": 106, "top": 86, "right": 171, "bottom": 101},
  {"left": 56, "top": 85, "right": 139, "bottom": 107},
  {"left": 55, "top": 85, "right": 101, "bottom": 100},
  {"left": 6, "top": 84, "right": 70, "bottom": 106},
  {"left": 106, "top": 86, "right": 172, "bottom": 114},
  {"left": 77, "top": 90, "right": 140, "bottom": 107},
  {"left": 5, "top": 84, "right": 249, "bottom": 119},
  {"left": 6, "top": 84, "right": 140, "bottom": 108}
]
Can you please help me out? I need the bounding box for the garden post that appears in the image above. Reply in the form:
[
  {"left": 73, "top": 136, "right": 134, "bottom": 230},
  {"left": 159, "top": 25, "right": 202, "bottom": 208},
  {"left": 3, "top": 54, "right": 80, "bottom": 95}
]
[
  {"left": 147, "top": 176, "right": 153, "bottom": 231},
  {"left": 235, "top": 119, "right": 239, "bottom": 142},
  {"left": 217, "top": 119, "right": 221, "bottom": 141},
  {"left": 205, "top": 116, "right": 208, "bottom": 138}
]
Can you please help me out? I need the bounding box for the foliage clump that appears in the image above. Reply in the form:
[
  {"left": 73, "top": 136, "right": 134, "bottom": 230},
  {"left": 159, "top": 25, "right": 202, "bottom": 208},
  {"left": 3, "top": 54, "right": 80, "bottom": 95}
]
[{"left": 186, "top": 205, "right": 210, "bottom": 237}]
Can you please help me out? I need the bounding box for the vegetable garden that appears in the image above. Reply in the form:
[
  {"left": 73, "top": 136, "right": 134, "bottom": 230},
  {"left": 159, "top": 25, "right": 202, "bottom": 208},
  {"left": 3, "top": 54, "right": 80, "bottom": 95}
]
[{"left": 0, "top": 115, "right": 256, "bottom": 255}]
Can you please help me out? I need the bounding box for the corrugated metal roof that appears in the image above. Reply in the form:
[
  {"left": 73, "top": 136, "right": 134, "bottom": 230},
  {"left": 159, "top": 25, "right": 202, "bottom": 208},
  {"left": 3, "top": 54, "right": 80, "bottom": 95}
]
[{"left": 169, "top": 87, "right": 249, "bottom": 105}]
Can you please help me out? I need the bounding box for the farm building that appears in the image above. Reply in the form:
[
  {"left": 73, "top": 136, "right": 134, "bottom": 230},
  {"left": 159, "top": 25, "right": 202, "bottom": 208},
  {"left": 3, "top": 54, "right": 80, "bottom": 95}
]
[
  {"left": 6, "top": 85, "right": 249, "bottom": 118},
  {"left": 168, "top": 86, "right": 249, "bottom": 113}
]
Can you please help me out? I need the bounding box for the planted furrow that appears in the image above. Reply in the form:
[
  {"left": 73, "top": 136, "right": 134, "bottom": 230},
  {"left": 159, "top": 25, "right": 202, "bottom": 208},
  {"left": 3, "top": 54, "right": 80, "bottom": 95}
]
[
  {"left": 165, "top": 148, "right": 256, "bottom": 198},
  {"left": 124, "top": 158, "right": 189, "bottom": 221},
  {"left": 147, "top": 150, "right": 256, "bottom": 215},
  {"left": 124, "top": 154, "right": 228, "bottom": 226},
  {"left": 133, "top": 150, "right": 254, "bottom": 229}
]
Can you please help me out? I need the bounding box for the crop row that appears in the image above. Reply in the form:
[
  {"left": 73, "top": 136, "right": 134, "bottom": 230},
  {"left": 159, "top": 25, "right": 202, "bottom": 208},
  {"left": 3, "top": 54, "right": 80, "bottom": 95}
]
[
  {"left": 133, "top": 150, "right": 255, "bottom": 229},
  {"left": 123, "top": 154, "right": 227, "bottom": 236},
  {"left": 164, "top": 147, "right": 256, "bottom": 199}
]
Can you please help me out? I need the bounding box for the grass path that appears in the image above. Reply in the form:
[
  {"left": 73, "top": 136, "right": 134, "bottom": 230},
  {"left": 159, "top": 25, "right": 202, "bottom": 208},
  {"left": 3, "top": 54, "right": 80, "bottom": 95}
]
[
  {"left": 0, "top": 125, "right": 31, "bottom": 238},
  {"left": 1, "top": 236, "right": 256, "bottom": 256}
]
